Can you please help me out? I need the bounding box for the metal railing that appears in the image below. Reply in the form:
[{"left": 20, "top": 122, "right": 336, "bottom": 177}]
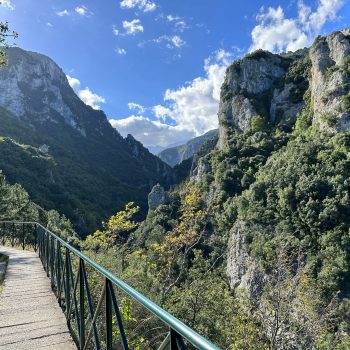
[{"left": 0, "top": 221, "right": 221, "bottom": 350}]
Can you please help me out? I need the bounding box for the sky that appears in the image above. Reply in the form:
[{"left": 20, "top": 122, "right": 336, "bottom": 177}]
[{"left": 1, "top": 0, "right": 350, "bottom": 151}]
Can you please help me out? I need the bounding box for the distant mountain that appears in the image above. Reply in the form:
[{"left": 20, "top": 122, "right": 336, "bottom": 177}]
[
  {"left": 157, "top": 129, "right": 219, "bottom": 167},
  {"left": 0, "top": 48, "right": 173, "bottom": 234}
]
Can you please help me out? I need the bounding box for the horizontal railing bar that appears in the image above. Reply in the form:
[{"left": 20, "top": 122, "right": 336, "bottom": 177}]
[{"left": 0, "top": 221, "right": 221, "bottom": 350}]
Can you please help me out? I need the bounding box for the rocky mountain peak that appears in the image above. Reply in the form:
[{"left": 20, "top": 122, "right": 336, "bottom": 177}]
[
  {"left": 0, "top": 48, "right": 81, "bottom": 130},
  {"left": 218, "top": 27, "right": 350, "bottom": 148}
]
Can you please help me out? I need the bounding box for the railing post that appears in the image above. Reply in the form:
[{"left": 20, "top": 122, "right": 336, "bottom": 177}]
[
  {"left": 1, "top": 222, "right": 5, "bottom": 245},
  {"left": 79, "top": 258, "right": 85, "bottom": 350},
  {"left": 22, "top": 223, "right": 25, "bottom": 250},
  {"left": 57, "top": 241, "right": 61, "bottom": 302},
  {"left": 11, "top": 222, "right": 15, "bottom": 247},
  {"left": 34, "top": 224, "right": 38, "bottom": 252},
  {"left": 106, "top": 278, "right": 113, "bottom": 350},
  {"left": 65, "top": 248, "right": 71, "bottom": 326}
]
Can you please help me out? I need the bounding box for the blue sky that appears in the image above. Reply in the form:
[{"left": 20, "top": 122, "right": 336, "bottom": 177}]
[{"left": 1, "top": 0, "right": 350, "bottom": 151}]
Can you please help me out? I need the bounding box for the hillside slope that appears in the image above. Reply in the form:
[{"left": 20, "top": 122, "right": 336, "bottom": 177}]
[
  {"left": 0, "top": 48, "right": 173, "bottom": 234},
  {"left": 114, "top": 28, "right": 350, "bottom": 349},
  {"left": 158, "top": 129, "right": 218, "bottom": 167}
]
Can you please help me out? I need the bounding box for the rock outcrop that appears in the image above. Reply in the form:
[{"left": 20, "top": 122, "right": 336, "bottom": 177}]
[
  {"left": 226, "top": 221, "right": 265, "bottom": 301},
  {"left": 310, "top": 29, "right": 350, "bottom": 132},
  {"left": 218, "top": 28, "right": 350, "bottom": 148},
  {"left": 148, "top": 184, "right": 169, "bottom": 211}
]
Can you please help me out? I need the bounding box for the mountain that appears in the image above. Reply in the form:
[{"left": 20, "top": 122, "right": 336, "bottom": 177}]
[
  {"left": 123, "top": 28, "right": 350, "bottom": 348},
  {"left": 0, "top": 47, "right": 173, "bottom": 234},
  {"left": 158, "top": 129, "right": 219, "bottom": 167}
]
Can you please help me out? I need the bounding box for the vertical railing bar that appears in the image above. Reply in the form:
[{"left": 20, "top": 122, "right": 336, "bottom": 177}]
[
  {"left": 170, "top": 329, "right": 187, "bottom": 350},
  {"left": 45, "top": 233, "right": 50, "bottom": 276},
  {"left": 50, "top": 236, "right": 56, "bottom": 287},
  {"left": 83, "top": 283, "right": 106, "bottom": 350},
  {"left": 65, "top": 247, "right": 71, "bottom": 326},
  {"left": 68, "top": 252, "right": 81, "bottom": 335},
  {"left": 57, "top": 241, "right": 62, "bottom": 301},
  {"left": 157, "top": 332, "right": 171, "bottom": 350},
  {"left": 79, "top": 258, "right": 85, "bottom": 350},
  {"left": 106, "top": 279, "right": 113, "bottom": 350},
  {"left": 81, "top": 260, "right": 101, "bottom": 349},
  {"left": 108, "top": 280, "right": 129, "bottom": 350},
  {"left": 22, "top": 223, "right": 25, "bottom": 250}
]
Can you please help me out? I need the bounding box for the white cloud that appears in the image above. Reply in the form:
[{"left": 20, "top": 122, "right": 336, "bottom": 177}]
[
  {"left": 171, "top": 35, "right": 185, "bottom": 48},
  {"left": 0, "top": 0, "right": 14, "bottom": 10},
  {"left": 152, "top": 105, "right": 171, "bottom": 120},
  {"left": 67, "top": 75, "right": 106, "bottom": 110},
  {"left": 110, "top": 49, "right": 234, "bottom": 148},
  {"left": 160, "top": 49, "right": 232, "bottom": 136},
  {"left": 116, "top": 47, "right": 127, "bottom": 55},
  {"left": 113, "top": 19, "right": 144, "bottom": 36},
  {"left": 120, "top": 0, "right": 156, "bottom": 12},
  {"left": 166, "top": 15, "right": 188, "bottom": 32},
  {"left": 112, "top": 26, "right": 120, "bottom": 36},
  {"left": 152, "top": 35, "right": 186, "bottom": 49},
  {"left": 110, "top": 116, "right": 194, "bottom": 148},
  {"left": 250, "top": 0, "right": 345, "bottom": 53},
  {"left": 128, "top": 102, "right": 145, "bottom": 114},
  {"left": 123, "top": 19, "right": 144, "bottom": 35},
  {"left": 75, "top": 5, "right": 88, "bottom": 16},
  {"left": 47, "top": 22, "right": 53, "bottom": 27},
  {"left": 56, "top": 9, "right": 69, "bottom": 16}
]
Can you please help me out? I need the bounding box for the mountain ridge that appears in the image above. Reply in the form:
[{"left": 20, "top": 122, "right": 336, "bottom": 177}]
[{"left": 0, "top": 47, "right": 174, "bottom": 234}]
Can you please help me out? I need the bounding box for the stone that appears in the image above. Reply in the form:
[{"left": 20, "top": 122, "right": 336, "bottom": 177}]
[
  {"left": 148, "top": 184, "right": 169, "bottom": 211},
  {"left": 226, "top": 221, "right": 266, "bottom": 301}
]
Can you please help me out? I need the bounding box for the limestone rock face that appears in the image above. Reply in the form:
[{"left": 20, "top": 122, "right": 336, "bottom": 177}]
[
  {"left": 226, "top": 221, "right": 265, "bottom": 301},
  {"left": 218, "top": 28, "right": 350, "bottom": 149},
  {"left": 0, "top": 48, "right": 81, "bottom": 131},
  {"left": 309, "top": 30, "right": 350, "bottom": 132},
  {"left": 218, "top": 50, "right": 308, "bottom": 148},
  {"left": 148, "top": 184, "right": 169, "bottom": 211}
]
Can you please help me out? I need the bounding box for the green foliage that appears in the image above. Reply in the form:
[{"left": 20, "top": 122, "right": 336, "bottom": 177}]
[
  {"left": 0, "top": 21, "right": 18, "bottom": 66},
  {"left": 166, "top": 250, "right": 268, "bottom": 349},
  {"left": 341, "top": 92, "right": 350, "bottom": 112},
  {"left": 321, "top": 113, "right": 338, "bottom": 128},
  {"left": 326, "top": 64, "right": 339, "bottom": 80},
  {"left": 0, "top": 101, "right": 168, "bottom": 235},
  {"left": 246, "top": 49, "right": 271, "bottom": 60},
  {"left": 83, "top": 202, "right": 139, "bottom": 250},
  {"left": 251, "top": 115, "right": 267, "bottom": 132},
  {"left": 236, "top": 130, "right": 350, "bottom": 297}
]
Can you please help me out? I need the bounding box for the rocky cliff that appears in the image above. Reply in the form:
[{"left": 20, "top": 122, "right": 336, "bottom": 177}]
[{"left": 218, "top": 28, "right": 350, "bottom": 149}]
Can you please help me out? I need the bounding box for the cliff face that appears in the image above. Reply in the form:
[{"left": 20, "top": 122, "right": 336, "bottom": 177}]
[
  {"left": 310, "top": 29, "right": 350, "bottom": 132},
  {"left": 0, "top": 48, "right": 173, "bottom": 233},
  {"left": 218, "top": 28, "right": 350, "bottom": 149},
  {"left": 218, "top": 49, "right": 309, "bottom": 147}
]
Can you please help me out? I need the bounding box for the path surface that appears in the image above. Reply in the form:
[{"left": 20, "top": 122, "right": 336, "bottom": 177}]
[{"left": 0, "top": 246, "right": 76, "bottom": 350}]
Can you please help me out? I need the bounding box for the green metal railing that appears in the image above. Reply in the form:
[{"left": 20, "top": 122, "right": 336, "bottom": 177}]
[{"left": 0, "top": 221, "right": 221, "bottom": 350}]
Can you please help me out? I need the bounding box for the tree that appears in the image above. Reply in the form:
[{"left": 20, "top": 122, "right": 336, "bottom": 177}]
[
  {"left": 0, "top": 20, "right": 18, "bottom": 66},
  {"left": 83, "top": 202, "right": 139, "bottom": 251}
]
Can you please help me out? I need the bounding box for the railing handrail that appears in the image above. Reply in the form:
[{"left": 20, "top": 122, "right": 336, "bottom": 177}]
[{"left": 0, "top": 221, "right": 221, "bottom": 350}]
